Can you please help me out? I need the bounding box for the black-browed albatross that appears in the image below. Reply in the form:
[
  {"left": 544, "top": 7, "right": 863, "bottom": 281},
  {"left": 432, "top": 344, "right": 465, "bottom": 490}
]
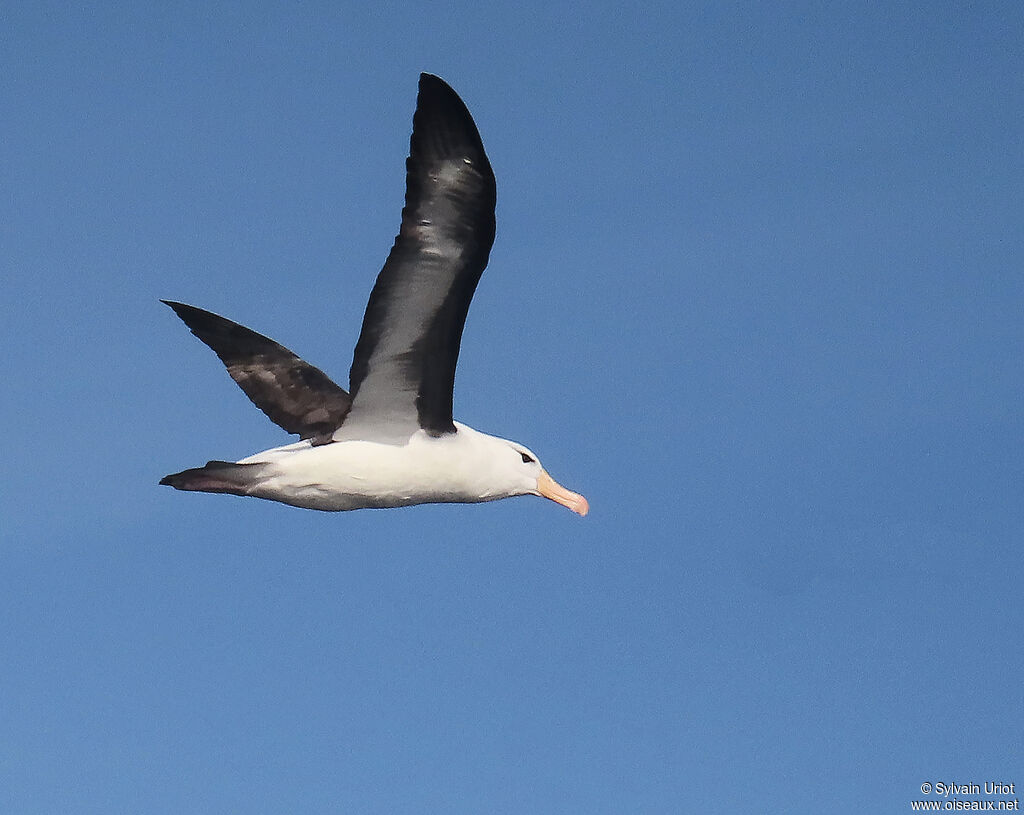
[{"left": 160, "top": 73, "right": 588, "bottom": 516}]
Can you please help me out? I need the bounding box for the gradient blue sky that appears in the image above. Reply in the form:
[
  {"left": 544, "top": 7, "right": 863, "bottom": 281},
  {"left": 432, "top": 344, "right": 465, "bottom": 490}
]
[{"left": 3, "top": 3, "right": 1022, "bottom": 813}]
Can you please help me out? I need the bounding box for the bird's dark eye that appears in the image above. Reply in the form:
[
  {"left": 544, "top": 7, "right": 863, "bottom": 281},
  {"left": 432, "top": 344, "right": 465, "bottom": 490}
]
[{"left": 520, "top": 451, "right": 535, "bottom": 464}]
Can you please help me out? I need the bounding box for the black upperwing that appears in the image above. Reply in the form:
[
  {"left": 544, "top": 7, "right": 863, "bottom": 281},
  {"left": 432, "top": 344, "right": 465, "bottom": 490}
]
[
  {"left": 343, "top": 73, "right": 497, "bottom": 438},
  {"left": 163, "top": 300, "right": 351, "bottom": 442}
]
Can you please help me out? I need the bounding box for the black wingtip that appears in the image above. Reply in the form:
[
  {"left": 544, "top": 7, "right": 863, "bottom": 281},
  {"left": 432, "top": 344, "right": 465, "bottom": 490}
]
[
  {"left": 161, "top": 299, "right": 223, "bottom": 339},
  {"left": 419, "top": 72, "right": 449, "bottom": 90},
  {"left": 416, "top": 73, "right": 473, "bottom": 117},
  {"left": 161, "top": 299, "right": 199, "bottom": 321},
  {"left": 162, "top": 300, "right": 206, "bottom": 327}
]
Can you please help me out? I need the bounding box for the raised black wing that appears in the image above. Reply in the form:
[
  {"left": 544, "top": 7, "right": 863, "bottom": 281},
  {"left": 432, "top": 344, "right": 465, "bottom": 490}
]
[
  {"left": 342, "top": 73, "right": 496, "bottom": 439},
  {"left": 163, "top": 300, "right": 351, "bottom": 441}
]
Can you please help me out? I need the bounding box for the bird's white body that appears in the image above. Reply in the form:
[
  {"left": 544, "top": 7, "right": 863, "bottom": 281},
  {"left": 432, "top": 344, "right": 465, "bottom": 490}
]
[{"left": 237, "top": 422, "right": 541, "bottom": 512}]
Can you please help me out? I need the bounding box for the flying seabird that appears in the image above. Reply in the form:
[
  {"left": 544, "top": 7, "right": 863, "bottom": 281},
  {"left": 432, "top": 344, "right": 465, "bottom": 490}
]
[{"left": 160, "top": 73, "right": 588, "bottom": 516}]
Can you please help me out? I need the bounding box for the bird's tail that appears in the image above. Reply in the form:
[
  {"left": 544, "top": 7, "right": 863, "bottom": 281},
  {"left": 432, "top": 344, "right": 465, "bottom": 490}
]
[{"left": 159, "top": 460, "right": 270, "bottom": 497}]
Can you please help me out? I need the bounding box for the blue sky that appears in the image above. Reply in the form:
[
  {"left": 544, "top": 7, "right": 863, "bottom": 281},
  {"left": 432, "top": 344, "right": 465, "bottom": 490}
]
[{"left": 2, "top": 2, "right": 1022, "bottom": 812}]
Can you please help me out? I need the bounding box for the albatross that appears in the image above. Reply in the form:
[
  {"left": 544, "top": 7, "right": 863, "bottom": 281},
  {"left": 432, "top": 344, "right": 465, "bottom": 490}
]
[{"left": 160, "top": 73, "right": 588, "bottom": 516}]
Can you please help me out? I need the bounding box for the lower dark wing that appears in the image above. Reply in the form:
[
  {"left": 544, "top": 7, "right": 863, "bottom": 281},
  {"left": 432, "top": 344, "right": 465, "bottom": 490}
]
[{"left": 163, "top": 300, "right": 351, "bottom": 441}]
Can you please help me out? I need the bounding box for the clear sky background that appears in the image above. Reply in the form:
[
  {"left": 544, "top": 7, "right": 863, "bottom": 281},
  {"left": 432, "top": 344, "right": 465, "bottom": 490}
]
[{"left": 2, "top": 3, "right": 1021, "bottom": 813}]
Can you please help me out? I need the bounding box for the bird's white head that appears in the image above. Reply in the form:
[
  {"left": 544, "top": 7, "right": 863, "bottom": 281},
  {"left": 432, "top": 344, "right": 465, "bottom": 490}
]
[
  {"left": 471, "top": 432, "right": 585, "bottom": 516},
  {"left": 497, "top": 439, "right": 589, "bottom": 517},
  {"left": 446, "top": 423, "right": 588, "bottom": 516}
]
